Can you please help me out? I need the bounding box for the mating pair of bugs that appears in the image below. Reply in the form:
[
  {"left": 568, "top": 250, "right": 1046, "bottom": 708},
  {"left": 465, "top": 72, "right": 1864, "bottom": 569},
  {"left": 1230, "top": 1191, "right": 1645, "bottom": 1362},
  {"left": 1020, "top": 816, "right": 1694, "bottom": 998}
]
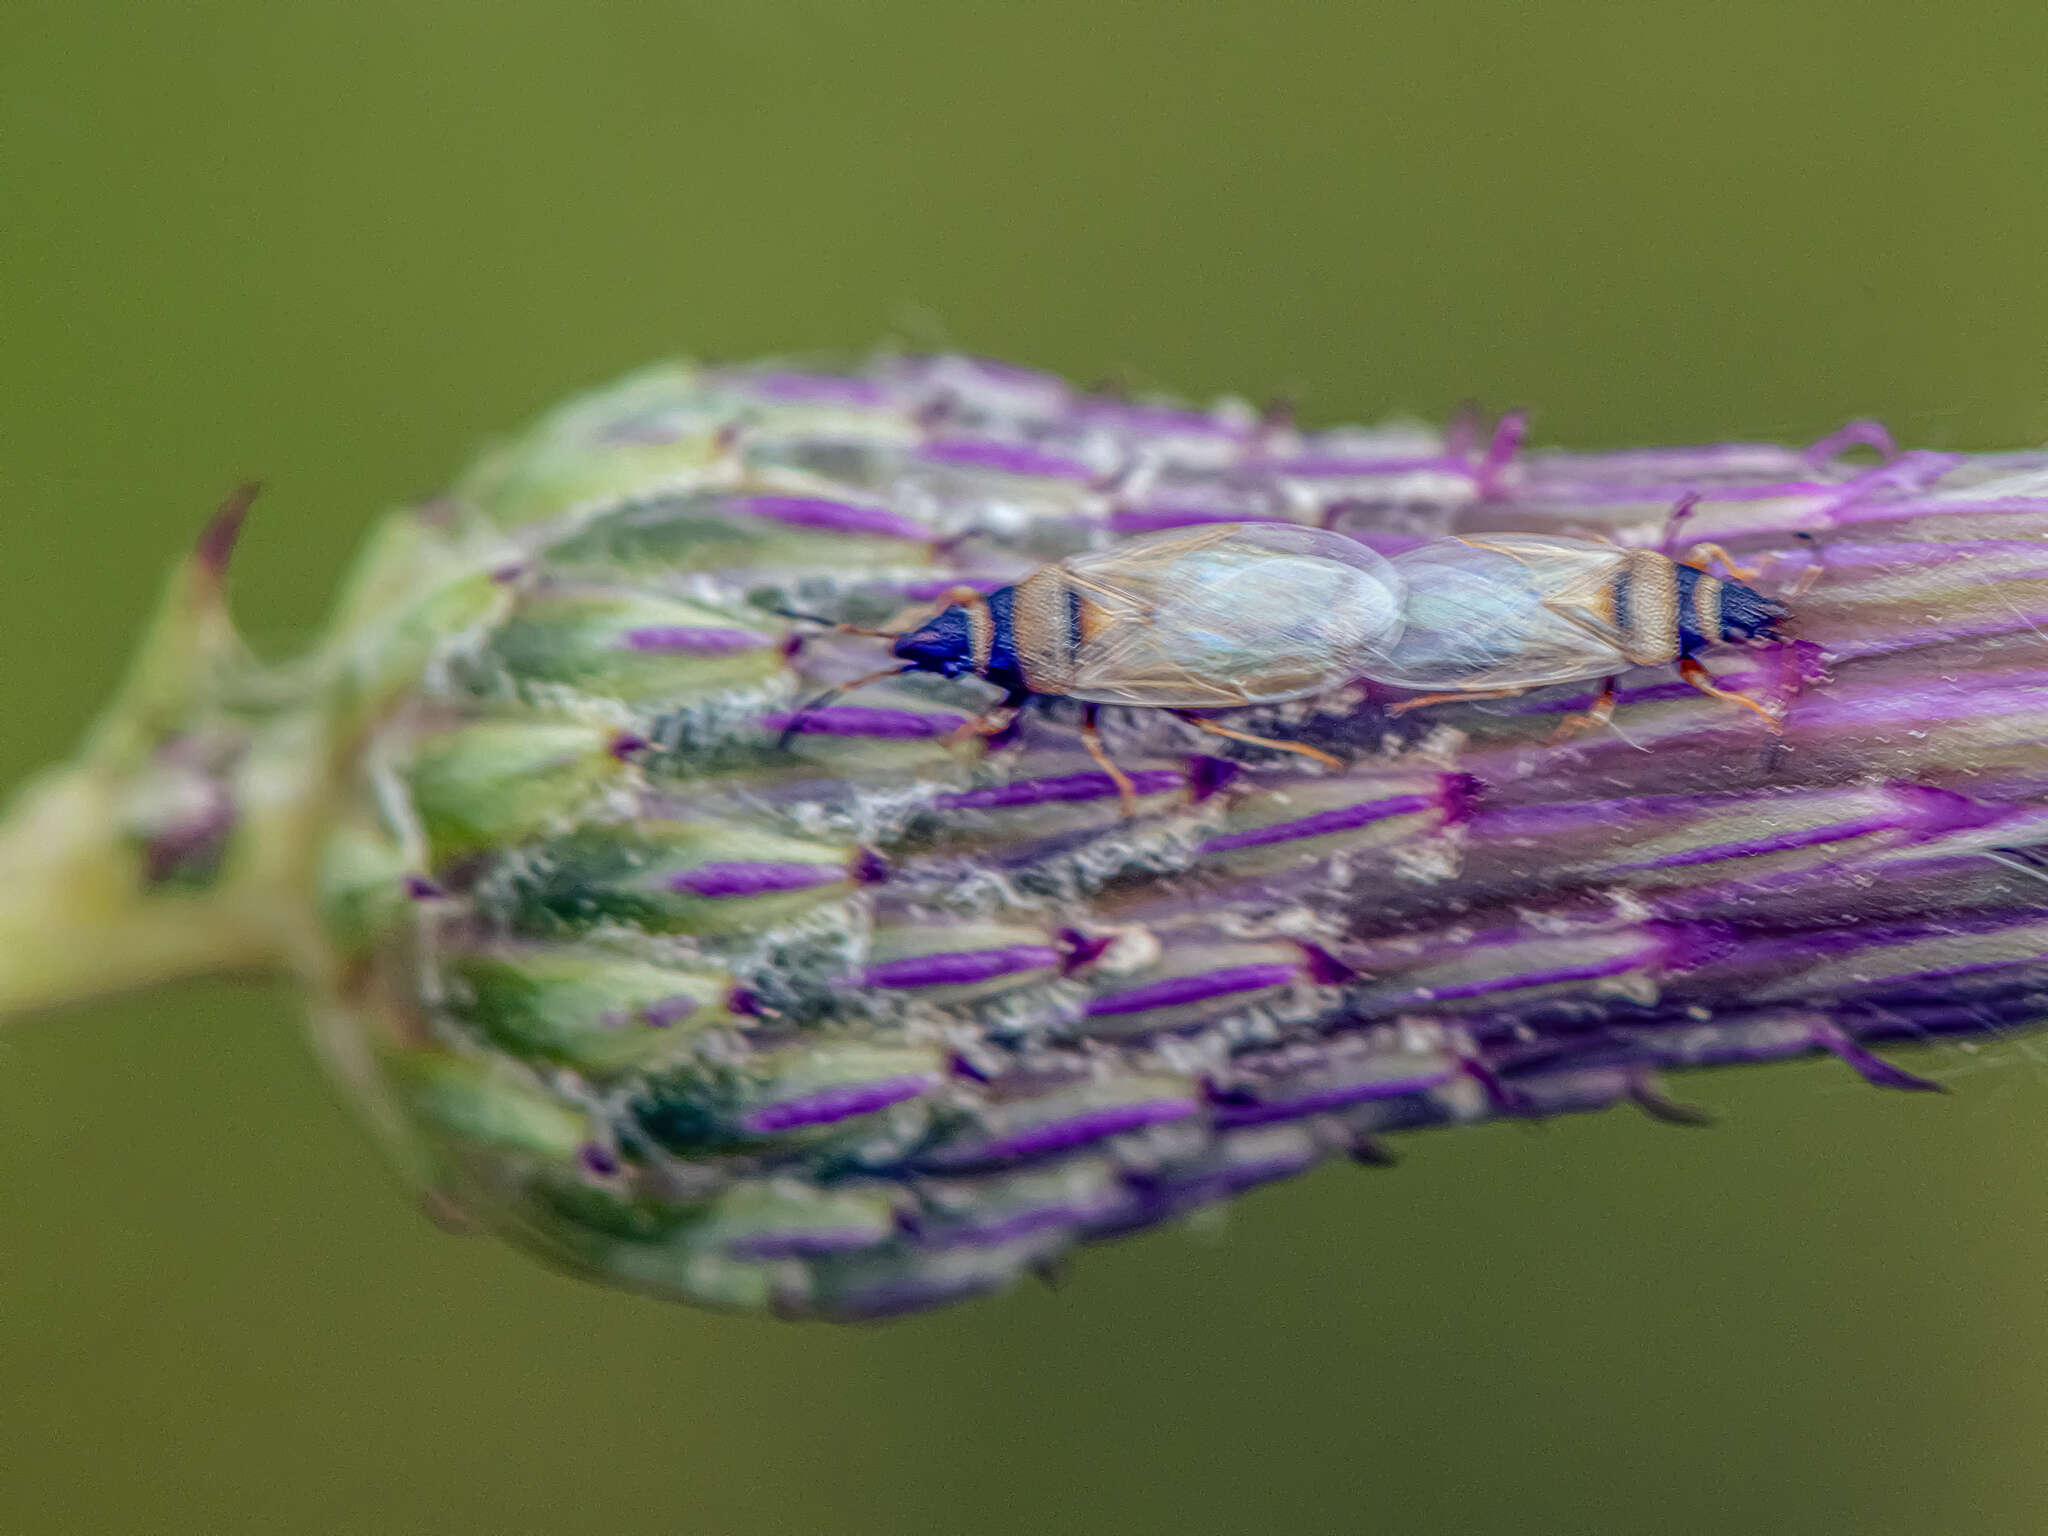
[{"left": 783, "top": 520, "right": 1790, "bottom": 811}]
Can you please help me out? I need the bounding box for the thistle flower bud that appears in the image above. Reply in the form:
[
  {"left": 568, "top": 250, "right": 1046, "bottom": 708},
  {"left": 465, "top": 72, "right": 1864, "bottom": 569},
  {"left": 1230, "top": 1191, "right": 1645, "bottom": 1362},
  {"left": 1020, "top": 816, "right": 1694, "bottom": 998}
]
[{"left": 4, "top": 359, "right": 2045, "bottom": 1319}]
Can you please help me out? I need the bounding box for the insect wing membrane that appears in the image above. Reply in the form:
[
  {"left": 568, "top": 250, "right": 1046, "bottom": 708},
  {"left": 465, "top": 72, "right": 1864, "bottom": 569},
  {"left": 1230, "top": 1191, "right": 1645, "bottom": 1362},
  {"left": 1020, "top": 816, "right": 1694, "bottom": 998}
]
[
  {"left": 1372, "top": 536, "right": 1630, "bottom": 690},
  {"left": 1456, "top": 535, "right": 1636, "bottom": 646},
  {"left": 1059, "top": 524, "right": 1405, "bottom": 707}
]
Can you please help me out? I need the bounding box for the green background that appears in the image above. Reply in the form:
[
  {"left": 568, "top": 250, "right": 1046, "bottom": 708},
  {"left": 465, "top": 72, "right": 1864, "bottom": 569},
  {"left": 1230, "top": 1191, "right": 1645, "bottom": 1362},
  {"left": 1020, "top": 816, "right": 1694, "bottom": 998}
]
[{"left": 3, "top": 3, "right": 2046, "bottom": 1532}]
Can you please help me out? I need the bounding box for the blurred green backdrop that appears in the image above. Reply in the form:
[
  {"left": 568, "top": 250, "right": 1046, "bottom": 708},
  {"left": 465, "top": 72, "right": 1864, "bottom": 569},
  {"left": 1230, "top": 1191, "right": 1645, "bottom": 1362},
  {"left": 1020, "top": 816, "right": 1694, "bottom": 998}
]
[{"left": 3, "top": 3, "right": 2046, "bottom": 1533}]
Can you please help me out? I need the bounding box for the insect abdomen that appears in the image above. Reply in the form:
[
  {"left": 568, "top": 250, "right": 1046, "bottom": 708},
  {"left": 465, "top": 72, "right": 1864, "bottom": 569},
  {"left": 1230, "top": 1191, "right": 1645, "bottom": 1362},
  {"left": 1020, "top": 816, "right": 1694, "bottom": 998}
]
[
  {"left": 1006, "top": 566, "right": 1079, "bottom": 695},
  {"left": 1616, "top": 550, "right": 1682, "bottom": 666}
]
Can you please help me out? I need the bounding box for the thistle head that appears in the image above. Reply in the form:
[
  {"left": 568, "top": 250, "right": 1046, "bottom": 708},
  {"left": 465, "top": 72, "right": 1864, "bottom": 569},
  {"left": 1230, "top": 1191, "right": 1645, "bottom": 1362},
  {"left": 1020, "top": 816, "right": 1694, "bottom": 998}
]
[{"left": 9, "top": 355, "right": 2044, "bottom": 1321}]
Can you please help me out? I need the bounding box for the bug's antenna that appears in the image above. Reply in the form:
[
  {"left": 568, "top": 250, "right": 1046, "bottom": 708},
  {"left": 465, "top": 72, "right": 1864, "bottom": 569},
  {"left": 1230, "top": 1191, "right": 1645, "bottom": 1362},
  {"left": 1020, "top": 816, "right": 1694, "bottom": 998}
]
[
  {"left": 764, "top": 603, "right": 839, "bottom": 626},
  {"left": 761, "top": 603, "right": 906, "bottom": 638},
  {"left": 770, "top": 606, "right": 909, "bottom": 642},
  {"left": 776, "top": 664, "right": 916, "bottom": 749}
]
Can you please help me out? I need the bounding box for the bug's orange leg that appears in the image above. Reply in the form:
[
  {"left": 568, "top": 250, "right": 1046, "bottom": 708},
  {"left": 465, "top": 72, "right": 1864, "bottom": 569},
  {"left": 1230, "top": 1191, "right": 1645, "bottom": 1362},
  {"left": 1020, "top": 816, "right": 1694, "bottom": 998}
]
[
  {"left": 1680, "top": 542, "right": 1764, "bottom": 581},
  {"left": 943, "top": 702, "right": 1021, "bottom": 748},
  {"left": 1168, "top": 711, "right": 1343, "bottom": 770},
  {"left": 1546, "top": 677, "right": 1618, "bottom": 745},
  {"left": 1679, "top": 655, "right": 1783, "bottom": 731},
  {"left": 1080, "top": 704, "right": 1139, "bottom": 817},
  {"left": 1386, "top": 686, "right": 1533, "bottom": 717}
]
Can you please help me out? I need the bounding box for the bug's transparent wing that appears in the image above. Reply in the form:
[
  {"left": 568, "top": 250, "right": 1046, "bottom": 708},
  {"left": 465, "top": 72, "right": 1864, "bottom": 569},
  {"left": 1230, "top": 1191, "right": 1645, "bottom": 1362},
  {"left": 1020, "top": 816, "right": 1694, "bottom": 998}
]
[
  {"left": 1451, "top": 535, "right": 1635, "bottom": 649},
  {"left": 1373, "top": 537, "right": 1631, "bottom": 690},
  {"left": 1060, "top": 524, "right": 1406, "bottom": 707}
]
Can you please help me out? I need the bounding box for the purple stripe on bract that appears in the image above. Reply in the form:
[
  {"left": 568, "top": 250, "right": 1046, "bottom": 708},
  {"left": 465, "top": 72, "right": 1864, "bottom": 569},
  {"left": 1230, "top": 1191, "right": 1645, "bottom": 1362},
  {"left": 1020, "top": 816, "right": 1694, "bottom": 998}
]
[
  {"left": 1188, "top": 755, "right": 1241, "bottom": 803},
  {"left": 669, "top": 862, "right": 843, "bottom": 899},
  {"left": 1270, "top": 454, "right": 1466, "bottom": 477},
  {"left": 1199, "top": 794, "right": 1436, "bottom": 855},
  {"left": 1792, "top": 683, "right": 2048, "bottom": 731},
  {"left": 1728, "top": 910, "right": 2048, "bottom": 968},
  {"left": 1420, "top": 923, "right": 1728, "bottom": 1001},
  {"left": 1623, "top": 789, "right": 1998, "bottom": 871},
  {"left": 1086, "top": 964, "right": 1299, "bottom": 1018},
  {"left": 973, "top": 1100, "right": 1197, "bottom": 1161},
  {"left": 1893, "top": 784, "right": 2007, "bottom": 839},
  {"left": 1630, "top": 817, "right": 1904, "bottom": 870},
  {"left": 760, "top": 706, "right": 969, "bottom": 739},
  {"left": 741, "top": 371, "right": 891, "bottom": 406},
  {"left": 1656, "top": 921, "right": 1739, "bottom": 971},
  {"left": 1808, "top": 539, "right": 2048, "bottom": 569},
  {"left": 741, "top": 1074, "right": 939, "bottom": 1133},
  {"left": 1059, "top": 930, "right": 1114, "bottom": 972},
  {"left": 1840, "top": 495, "right": 2048, "bottom": 522},
  {"left": 618, "top": 626, "right": 773, "bottom": 655},
  {"left": 1419, "top": 952, "right": 1647, "bottom": 1002},
  {"left": 728, "top": 495, "right": 930, "bottom": 541},
  {"left": 640, "top": 994, "right": 699, "bottom": 1028},
  {"left": 863, "top": 946, "right": 1061, "bottom": 989},
  {"left": 1539, "top": 443, "right": 1802, "bottom": 473},
  {"left": 1139, "top": 1148, "right": 1323, "bottom": 1202},
  {"left": 937, "top": 769, "right": 1183, "bottom": 811},
  {"left": 918, "top": 439, "right": 1095, "bottom": 480},
  {"left": 1298, "top": 943, "right": 1355, "bottom": 985},
  {"left": 1209, "top": 1067, "right": 1459, "bottom": 1128},
  {"left": 1109, "top": 506, "right": 1285, "bottom": 534},
  {"left": 922, "top": 1203, "right": 1114, "bottom": 1249}
]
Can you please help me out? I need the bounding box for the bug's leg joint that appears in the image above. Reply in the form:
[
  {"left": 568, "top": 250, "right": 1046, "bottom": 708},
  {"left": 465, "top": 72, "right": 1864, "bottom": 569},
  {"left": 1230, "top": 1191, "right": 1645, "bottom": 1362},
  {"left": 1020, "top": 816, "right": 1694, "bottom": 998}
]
[
  {"left": 1387, "top": 686, "right": 1531, "bottom": 717},
  {"left": 944, "top": 694, "right": 1026, "bottom": 748},
  {"left": 1546, "top": 677, "right": 1619, "bottom": 745},
  {"left": 1681, "top": 542, "right": 1764, "bottom": 581},
  {"left": 1678, "top": 656, "right": 1783, "bottom": 732},
  {"left": 1167, "top": 711, "right": 1343, "bottom": 770},
  {"left": 1080, "top": 704, "right": 1139, "bottom": 817}
]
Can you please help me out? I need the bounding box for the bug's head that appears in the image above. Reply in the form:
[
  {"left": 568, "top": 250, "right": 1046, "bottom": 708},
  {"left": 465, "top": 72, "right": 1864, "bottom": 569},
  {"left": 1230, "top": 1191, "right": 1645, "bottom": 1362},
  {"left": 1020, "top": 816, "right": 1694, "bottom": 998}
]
[
  {"left": 890, "top": 603, "right": 977, "bottom": 679},
  {"left": 1719, "top": 581, "right": 1788, "bottom": 645}
]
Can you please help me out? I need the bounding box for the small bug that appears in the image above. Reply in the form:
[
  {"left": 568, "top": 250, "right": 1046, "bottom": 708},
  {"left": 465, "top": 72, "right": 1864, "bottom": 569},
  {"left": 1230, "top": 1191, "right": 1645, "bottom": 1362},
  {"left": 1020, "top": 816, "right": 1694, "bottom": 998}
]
[
  {"left": 1374, "top": 533, "right": 1789, "bottom": 734},
  {"left": 780, "top": 522, "right": 1406, "bottom": 809},
  {"left": 783, "top": 524, "right": 1791, "bottom": 810}
]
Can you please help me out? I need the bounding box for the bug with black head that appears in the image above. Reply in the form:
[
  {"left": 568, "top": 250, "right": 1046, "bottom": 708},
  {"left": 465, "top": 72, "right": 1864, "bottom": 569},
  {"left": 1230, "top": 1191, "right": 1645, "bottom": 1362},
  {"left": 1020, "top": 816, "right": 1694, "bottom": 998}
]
[
  {"left": 777, "top": 522, "right": 1797, "bottom": 808},
  {"left": 1375, "top": 533, "right": 1792, "bottom": 735},
  {"left": 778, "top": 522, "right": 1409, "bottom": 811}
]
